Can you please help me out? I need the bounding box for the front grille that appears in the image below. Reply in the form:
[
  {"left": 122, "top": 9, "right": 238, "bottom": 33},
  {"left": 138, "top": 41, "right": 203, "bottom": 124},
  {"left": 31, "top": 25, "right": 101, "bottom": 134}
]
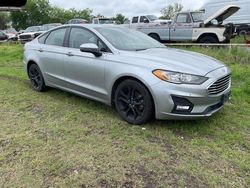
[
  {"left": 19, "top": 34, "right": 32, "bottom": 40},
  {"left": 208, "top": 74, "right": 231, "bottom": 95}
]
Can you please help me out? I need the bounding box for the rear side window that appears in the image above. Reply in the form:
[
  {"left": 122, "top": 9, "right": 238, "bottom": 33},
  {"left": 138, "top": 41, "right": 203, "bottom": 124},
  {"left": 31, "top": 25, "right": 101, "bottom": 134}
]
[
  {"left": 132, "top": 17, "right": 139, "bottom": 23},
  {"left": 45, "top": 28, "right": 66, "bottom": 46},
  {"left": 38, "top": 33, "right": 49, "bottom": 44}
]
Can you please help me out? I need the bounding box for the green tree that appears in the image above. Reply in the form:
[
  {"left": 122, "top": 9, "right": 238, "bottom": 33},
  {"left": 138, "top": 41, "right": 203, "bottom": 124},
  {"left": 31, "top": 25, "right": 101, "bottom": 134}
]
[
  {"left": 10, "top": 0, "right": 92, "bottom": 29},
  {"left": 114, "top": 13, "right": 126, "bottom": 24},
  {"left": 0, "top": 12, "right": 11, "bottom": 30},
  {"left": 160, "top": 3, "right": 183, "bottom": 20},
  {"left": 11, "top": 0, "right": 51, "bottom": 30},
  {"left": 50, "top": 8, "right": 92, "bottom": 24}
]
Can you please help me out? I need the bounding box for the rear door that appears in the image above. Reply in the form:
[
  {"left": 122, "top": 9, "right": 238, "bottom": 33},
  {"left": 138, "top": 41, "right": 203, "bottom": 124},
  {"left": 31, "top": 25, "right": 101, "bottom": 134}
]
[
  {"left": 37, "top": 27, "right": 68, "bottom": 87},
  {"left": 170, "top": 13, "right": 193, "bottom": 41}
]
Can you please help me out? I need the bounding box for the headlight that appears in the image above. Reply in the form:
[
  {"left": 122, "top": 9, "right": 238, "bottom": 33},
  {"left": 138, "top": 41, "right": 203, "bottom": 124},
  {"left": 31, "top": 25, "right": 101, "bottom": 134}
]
[{"left": 153, "top": 70, "right": 208, "bottom": 85}]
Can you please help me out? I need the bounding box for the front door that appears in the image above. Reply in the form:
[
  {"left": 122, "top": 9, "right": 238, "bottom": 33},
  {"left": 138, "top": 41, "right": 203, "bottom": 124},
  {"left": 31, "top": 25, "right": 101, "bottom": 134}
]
[
  {"left": 170, "top": 13, "right": 193, "bottom": 41},
  {"left": 64, "top": 27, "right": 108, "bottom": 101}
]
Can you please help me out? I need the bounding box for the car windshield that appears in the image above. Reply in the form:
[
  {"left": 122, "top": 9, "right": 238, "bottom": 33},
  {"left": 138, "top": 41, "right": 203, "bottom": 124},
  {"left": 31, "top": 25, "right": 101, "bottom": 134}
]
[
  {"left": 25, "top": 26, "right": 41, "bottom": 33},
  {"left": 147, "top": 15, "right": 158, "bottom": 21},
  {"left": 96, "top": 27, "right": 164, "bottom": 51},
  {"left": 98, "top": 19, "right": 113, "bottom": 24},
  {"left": 191, "top": 12, "right": 204, "bottom": 22}
]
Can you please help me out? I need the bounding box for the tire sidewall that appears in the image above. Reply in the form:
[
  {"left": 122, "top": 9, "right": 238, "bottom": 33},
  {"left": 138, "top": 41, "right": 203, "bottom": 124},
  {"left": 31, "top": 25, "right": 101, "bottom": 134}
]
[
  {"left": 28, "top": 64, "right": 46, "bottom": 92},
  {"left": 114, "top": 79, "right": 154, "bottom": 125}
]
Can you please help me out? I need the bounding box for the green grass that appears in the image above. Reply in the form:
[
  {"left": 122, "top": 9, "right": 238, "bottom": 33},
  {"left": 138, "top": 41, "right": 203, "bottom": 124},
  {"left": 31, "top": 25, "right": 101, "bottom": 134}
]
[
  {"left": 231, "top": 36, "right": 247, "bottom": 44},
  {"left": 0, "top": 44, "right": 249, "bottom": 187}
]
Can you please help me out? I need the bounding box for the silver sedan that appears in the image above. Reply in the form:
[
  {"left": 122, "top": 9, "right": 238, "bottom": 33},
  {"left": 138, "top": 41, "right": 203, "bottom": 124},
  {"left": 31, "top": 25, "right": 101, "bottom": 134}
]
[{"left": 24, "top": 25, "right": 231, "bottom": 124}]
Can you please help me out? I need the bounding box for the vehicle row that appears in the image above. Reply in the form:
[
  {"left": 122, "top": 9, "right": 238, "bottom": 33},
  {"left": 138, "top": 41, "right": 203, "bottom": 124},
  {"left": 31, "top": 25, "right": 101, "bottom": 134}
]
[{"left": 2, "top": 3, "right": 249, "bottom": 44}]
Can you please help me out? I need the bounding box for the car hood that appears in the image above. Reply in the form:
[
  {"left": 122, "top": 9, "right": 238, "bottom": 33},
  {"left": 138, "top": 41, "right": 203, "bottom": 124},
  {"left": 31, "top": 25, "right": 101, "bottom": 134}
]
[
  {"left": 120, "top": 48, "right": 225, "bottom": 76},
  {"left": 19, "top": 32, "right": 36, "bottom": 36},
  {"left": 20, "top": 31, "right": 43, "bottom": 35},
  {"left": 203, "top": 5, "right": 240, "bottom": 25}
]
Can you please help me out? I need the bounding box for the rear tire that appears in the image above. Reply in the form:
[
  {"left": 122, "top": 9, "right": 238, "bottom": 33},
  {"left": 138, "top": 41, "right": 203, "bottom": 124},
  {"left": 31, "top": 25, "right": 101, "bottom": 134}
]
[
  {"left": 28, "top": 64, "right": 47, "bottom": 92},
  {"left": 149, "top": 33, "right": 161, "bottom": 42},
  {"left": 114, "top": 79, "right": 154, "bottom": 125},
  {"left": 199, "top": 36, "right": 218, "bottom": 43}
]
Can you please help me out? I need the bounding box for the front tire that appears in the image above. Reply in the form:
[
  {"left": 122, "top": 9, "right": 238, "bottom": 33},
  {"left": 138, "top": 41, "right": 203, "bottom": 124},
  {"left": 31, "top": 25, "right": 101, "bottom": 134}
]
[
  {"left": 28, "top": 64, "right": 47, "bottom": 92},
  {"left": 199, "top": 36, "right": 218, "bottom": 43},
  {"left": 114, "top": 79, "right": 154, "bottom": 125}
]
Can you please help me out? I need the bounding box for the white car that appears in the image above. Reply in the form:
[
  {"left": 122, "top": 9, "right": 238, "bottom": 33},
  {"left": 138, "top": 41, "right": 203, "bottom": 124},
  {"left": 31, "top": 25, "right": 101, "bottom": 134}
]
[{"left": 19, "top": 26, "right": 43, "bottom": 43}]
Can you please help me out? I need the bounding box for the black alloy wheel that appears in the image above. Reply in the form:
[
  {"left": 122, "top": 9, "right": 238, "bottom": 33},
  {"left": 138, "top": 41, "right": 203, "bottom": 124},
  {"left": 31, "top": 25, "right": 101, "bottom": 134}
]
[
  {"left": 115, "top": 79, "right": 154, "bottom": 125},
  {"left": 28, "top": 64, "right": 47, "bottom": 92}
]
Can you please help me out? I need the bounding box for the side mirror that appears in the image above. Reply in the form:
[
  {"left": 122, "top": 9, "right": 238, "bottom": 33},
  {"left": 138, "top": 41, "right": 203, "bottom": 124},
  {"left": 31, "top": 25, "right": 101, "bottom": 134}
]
[
  {"left": 143, "top": 19, "right": 149, "bottom": 23},
  {"left": 211, "top": 19, "right": 218, "bottom": 25},
  {"left": 80, "top": 43, "right": 102, "bottom": 57}
]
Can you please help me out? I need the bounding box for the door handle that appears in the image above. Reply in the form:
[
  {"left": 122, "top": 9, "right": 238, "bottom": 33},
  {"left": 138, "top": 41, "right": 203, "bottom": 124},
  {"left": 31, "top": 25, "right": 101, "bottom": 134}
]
[
  {"left": 67, "top": 52, "right": 74, "bottom": 57},
  {"left": 38, "top": 48, "right": 44, "bottom": 52}
]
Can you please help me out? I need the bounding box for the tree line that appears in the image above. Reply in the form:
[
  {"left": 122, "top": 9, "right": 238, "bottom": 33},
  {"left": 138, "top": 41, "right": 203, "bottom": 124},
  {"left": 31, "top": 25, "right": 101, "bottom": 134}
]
[{"left": 0, "top": 0, "right": 183, "bottom": 30}]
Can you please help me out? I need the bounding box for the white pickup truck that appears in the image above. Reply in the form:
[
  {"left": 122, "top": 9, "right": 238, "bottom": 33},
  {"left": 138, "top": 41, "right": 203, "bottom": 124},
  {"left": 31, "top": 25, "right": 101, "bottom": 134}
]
[{"left": 125, "top": 5, "right": 240, "bottom": 43}]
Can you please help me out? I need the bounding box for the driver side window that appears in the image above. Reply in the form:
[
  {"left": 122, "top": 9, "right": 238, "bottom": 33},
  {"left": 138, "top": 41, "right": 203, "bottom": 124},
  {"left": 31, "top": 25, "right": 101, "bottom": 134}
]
[
  {"left": 140, "top": 16, "right": 149, "bottom": 23},
  {"left": 176, "top": 14, "right": 191, "bottom": 23},
  {"left": 69, "top": 27, "right": 107, "bottom": 52}
]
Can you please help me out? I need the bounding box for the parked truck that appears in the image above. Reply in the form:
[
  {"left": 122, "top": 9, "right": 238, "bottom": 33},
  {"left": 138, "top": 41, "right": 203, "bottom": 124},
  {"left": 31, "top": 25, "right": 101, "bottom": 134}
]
[{"left": 125, "top": 5, "right": 239, "bottom": 43}]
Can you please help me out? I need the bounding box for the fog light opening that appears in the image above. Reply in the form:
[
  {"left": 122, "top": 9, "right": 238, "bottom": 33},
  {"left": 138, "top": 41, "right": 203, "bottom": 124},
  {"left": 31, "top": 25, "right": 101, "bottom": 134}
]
[{"left": 172, "top": 96, "right": 194, "bottom": 114}]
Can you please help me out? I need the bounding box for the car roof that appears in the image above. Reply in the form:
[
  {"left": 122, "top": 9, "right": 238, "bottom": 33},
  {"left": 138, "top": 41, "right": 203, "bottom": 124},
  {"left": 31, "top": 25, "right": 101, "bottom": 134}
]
[
  {"left": 43, "top": 23, "right": 61, "bottom": 26},
  {"left": 60, "top": 24, "right": 121, "bottom": 29},
  {"left": 177, "top": 11, "right": 204, "bottom": 14}
]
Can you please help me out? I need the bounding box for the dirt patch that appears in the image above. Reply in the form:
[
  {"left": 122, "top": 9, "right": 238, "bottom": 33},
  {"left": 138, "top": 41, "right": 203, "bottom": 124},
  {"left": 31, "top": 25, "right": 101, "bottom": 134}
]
[
  {"left": 0, "top": 139, "right": 11, "bottom": 148},
  {"left": 27, "top": 103, "right": 43, "bottom": 115}
]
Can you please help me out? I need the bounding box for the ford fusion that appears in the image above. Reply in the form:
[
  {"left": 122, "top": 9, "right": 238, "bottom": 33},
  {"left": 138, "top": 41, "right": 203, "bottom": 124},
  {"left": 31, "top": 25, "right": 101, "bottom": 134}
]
[{"left": 24, "top": 25, "right": 231, "bottom": 124}]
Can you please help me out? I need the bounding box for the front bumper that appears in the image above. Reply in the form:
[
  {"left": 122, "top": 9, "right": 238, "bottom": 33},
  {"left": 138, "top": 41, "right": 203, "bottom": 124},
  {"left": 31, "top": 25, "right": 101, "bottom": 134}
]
[{"left": 151, "top": 67, "right": 231, "bottom": 120}]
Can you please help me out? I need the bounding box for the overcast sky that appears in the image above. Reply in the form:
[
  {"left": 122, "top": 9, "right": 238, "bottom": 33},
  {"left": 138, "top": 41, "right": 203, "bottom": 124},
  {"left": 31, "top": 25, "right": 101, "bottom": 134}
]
[{"left": 49, "top": 0, "right": 209, "bottom": 17}]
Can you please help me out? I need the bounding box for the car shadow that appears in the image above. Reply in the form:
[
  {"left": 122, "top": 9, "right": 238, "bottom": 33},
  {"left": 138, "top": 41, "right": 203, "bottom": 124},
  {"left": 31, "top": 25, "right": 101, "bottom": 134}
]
[{"left": 44, "top": 87, "right": 223, "bottom": 139}]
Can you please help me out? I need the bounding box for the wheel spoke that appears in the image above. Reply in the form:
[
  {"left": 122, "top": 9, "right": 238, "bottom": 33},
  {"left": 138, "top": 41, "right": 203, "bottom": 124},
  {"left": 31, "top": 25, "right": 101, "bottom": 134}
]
[
  {"left": 120, "top": 90, "right": 129, "bottom": 100},
  {"left": 125, "top": 106, "right": 131, "bottom": 116},
  {"left": 131, "top": 107, "right": 137, "bottom": 120},
  {"left": 118, "top": 97, "right": 129, "bottom": 104},
  {"left": 135, "top": 101, "right": 143, "bottom": 105},
  {"left": 134, "top": 107, "right": 143, "bottom": 117},
  {"left": 131, "top": 88, "right": 136, "bottom": 99},
  {"left": 136, "top": 94, "right": 143, "bottom": 100}
]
